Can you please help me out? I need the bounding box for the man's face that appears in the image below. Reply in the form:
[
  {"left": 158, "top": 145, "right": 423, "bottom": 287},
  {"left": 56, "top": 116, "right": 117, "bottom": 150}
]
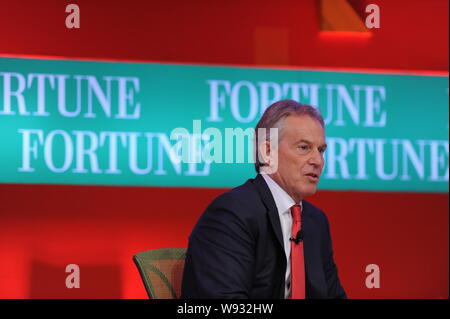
[{"left": 269, "top": 115, "right": 327, "bottom": 202}]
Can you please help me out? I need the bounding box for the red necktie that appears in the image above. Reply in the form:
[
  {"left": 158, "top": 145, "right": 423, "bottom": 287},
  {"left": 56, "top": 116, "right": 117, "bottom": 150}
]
[{"left": 290, "top": 204, "right": 306, "bottom": 299}]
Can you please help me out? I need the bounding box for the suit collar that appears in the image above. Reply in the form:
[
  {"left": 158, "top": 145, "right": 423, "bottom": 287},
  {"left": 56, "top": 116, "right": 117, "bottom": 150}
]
[
  {"left": 253, "top": 174, "right": 319, "bottom": 299},
  {"left": 261, "top": 173, "right": 297, "bottom": 216},
  {"left": 256, "top": 174, "right": 313, "bottom": 217},
  {"left": 253, "top": 174, "right": 285, "bottom": 251},
  {"left": 253, "top": 173, "right": 316, "bottom": 243}
]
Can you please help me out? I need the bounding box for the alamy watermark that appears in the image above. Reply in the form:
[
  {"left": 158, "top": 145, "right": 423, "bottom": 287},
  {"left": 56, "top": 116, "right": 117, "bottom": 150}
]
[
  {"left": 65, "top": 4, "right": 80, "bottom": 29},
  {"left": 65, "top": 264, "right": 80, "bottom": 288},
  {"left": 169, "top": 120, "right": 279, "bottom": 173},
  {"left": 365, "top": 4, "right": 380, "bottom": 29},
  {"left": 365, "top": 263, "right": 380, "bottom": 289}
]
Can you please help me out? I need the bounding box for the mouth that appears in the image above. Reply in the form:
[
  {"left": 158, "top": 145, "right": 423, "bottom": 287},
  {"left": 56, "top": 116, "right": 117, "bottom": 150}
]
[{"left": 305, "top": 173, "right": 319, "bottom": 183}]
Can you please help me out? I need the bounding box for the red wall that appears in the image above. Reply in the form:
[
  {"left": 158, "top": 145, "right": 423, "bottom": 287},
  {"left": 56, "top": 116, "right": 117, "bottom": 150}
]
[{"left": 0, "top": 0, "right": 448, "bottom": 298}]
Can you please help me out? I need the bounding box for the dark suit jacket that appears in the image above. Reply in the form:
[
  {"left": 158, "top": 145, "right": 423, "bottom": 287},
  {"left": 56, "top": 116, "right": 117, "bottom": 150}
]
[{"left": 181, "top": 174, "right": 346, "bottom": 299}]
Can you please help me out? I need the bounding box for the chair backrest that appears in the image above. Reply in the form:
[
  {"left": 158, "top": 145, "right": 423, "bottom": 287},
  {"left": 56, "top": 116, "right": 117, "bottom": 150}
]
[{"left": 133, "top": 248, "right": 186, "bottom": 299}]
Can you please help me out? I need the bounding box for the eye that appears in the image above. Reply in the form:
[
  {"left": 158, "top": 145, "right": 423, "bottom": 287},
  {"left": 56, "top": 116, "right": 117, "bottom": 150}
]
[{"left": 298, "top": 145, "right": 310, "bottom": 153}]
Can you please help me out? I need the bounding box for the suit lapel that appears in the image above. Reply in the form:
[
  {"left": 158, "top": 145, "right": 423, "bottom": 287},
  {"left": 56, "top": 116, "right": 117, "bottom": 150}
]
[
  {"left": 301, "top": 201, "right": 327, "bottom": 298},
  {"left": 253, "top": 175, "right": 327, "bottom": 298},
  {"left": 253, "top": 174, "right": 285, "bottom": 251},
  {"left": 301, "top": 201, "right": 314, "bottom": 277}
]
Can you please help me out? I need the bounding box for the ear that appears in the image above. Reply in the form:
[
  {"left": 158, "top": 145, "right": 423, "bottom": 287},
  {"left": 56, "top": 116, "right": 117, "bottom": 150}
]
[
  {"left": 258, "top": 137, "right": 279, "bottom": 175},
  {"left": 258, "top": 140, "right": 271, "bottom": 166}
]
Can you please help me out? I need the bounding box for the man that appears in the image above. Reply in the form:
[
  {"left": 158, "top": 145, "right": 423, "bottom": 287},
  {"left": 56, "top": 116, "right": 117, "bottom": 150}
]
[{"left": 181, "top": 99, "right": 346, "bottom": 299}]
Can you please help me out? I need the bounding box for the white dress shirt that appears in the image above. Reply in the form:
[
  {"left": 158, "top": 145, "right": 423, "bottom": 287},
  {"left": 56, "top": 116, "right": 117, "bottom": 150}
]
[{"left": 261, "top": 173, "right": 303, "bottom": 299}]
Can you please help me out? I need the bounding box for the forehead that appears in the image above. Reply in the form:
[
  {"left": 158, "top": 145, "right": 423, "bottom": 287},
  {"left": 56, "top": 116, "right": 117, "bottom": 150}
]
[{"left": 282, "top": 115, "right": 325, "bottom": 144}]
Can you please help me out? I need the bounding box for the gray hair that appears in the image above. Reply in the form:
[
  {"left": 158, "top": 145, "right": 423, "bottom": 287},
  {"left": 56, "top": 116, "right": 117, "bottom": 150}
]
[{"left": 254, "top": 99, "right": 325, "bottom": 173}]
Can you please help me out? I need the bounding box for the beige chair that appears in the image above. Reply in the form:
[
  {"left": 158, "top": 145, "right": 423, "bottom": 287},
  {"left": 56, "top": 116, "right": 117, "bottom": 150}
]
[{"left": 133, "top": 248, "right": 186, "bottom": 299}]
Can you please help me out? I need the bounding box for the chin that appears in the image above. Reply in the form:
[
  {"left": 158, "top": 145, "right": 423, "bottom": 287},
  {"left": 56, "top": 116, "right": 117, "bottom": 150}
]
[{"left": 302, "top": 187, "right": 317, "bottom": 198}]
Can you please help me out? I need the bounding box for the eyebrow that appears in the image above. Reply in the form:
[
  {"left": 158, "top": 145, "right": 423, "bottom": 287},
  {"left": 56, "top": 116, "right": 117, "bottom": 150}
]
[{"left": 295, "top": 139, "right": 327, "bottom": 150}]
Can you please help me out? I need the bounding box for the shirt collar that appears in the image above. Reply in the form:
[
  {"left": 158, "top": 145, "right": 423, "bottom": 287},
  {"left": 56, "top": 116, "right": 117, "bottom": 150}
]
[{"left": 261, "top": 173, "right": 302, "bottom": 216}]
